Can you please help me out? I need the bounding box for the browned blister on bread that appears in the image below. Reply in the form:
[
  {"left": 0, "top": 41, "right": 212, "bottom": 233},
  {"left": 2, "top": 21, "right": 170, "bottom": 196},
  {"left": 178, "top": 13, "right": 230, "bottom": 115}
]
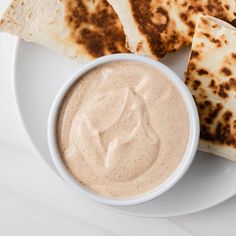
[
  {"left": 0, "top": 0, "right": 128, "bottom": 62},
  {"left": 185, "top": 15, "right": 236, "bottom": 161},
  {"left": 107, "top": 0, "right": 236, "bottom": 59}
]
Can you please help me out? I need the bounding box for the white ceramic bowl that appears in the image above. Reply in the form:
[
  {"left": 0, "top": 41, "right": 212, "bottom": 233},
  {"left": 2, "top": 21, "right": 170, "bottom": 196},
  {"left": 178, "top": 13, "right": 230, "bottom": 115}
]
[{"left": 47, "top": 54, "right": 200, "bottom": 206}]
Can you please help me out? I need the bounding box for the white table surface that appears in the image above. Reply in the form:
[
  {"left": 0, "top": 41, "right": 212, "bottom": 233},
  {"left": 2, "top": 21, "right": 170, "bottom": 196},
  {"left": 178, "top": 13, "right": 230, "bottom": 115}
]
[{"left": 0, "top": 31, "right": 236, "bottom": 236}]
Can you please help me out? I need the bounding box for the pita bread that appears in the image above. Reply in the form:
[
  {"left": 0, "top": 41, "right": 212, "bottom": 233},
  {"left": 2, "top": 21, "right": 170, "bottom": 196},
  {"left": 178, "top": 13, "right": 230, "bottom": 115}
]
[
  {"left": 185, "top": 15, "right": 236, "bottom": 161},
  {"left": 107, "top": 0, "right": 236, "bottom": 59},
  {"left": 0, "top": 0, "right": 128, "bottom": 62}
]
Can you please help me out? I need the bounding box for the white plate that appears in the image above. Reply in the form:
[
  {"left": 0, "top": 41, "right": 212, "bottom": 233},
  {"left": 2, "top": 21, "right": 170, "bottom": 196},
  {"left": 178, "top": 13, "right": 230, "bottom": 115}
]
[{"left": 14, "top": 39, "right": 236, "bottom": 217}]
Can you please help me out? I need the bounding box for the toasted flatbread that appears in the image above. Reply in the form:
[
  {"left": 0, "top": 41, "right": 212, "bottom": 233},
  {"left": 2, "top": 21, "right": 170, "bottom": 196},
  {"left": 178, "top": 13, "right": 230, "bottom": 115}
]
[
  {"left": 185, "top": 15, "right": 236, "bottom": 161},
  {"left": 107, "top": 0, "right": 236, "bottom": 59},
  {"left": 0, "top": 0, "right": 128, "bottom": 62}
]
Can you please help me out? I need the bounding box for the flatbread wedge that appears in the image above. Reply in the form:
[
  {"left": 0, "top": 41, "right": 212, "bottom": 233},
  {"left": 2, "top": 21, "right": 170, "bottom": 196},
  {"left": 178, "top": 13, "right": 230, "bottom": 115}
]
[
  {"left": 185, "top": 15, "right": 236, "bottom": 161},
  {"left": 0, "top": 0, "right": 128, "bottom": 62},
  {"left": 107, "top": 0, "right": 236, "bottom": 60}
]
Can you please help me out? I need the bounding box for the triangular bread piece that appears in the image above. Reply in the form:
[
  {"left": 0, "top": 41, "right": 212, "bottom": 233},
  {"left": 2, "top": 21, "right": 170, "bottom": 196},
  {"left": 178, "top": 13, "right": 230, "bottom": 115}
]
[{"left": 185, "top": 15, "right": 236, "bottom": 161}]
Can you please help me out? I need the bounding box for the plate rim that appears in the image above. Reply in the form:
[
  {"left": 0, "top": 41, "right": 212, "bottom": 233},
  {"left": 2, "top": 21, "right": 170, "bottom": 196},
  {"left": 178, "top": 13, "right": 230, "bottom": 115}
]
[
  {"left": 13, "top": 38, "right": 236, "bottom": 218},
  {"left": 13, "top": 39, "right": 58, "bottom": 171}
]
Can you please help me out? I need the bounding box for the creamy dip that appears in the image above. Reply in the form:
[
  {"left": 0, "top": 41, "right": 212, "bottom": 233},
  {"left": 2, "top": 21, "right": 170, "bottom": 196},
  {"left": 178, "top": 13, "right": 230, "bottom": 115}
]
[{"left": 56, "top": 61, "right": 189, "bottom": 198}]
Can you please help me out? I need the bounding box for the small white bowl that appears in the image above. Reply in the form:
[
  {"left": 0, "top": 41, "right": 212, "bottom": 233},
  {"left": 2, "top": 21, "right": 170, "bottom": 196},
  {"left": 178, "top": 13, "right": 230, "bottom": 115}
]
[{"left": 47, "top": 54, "right": 200, "bottom": 206}]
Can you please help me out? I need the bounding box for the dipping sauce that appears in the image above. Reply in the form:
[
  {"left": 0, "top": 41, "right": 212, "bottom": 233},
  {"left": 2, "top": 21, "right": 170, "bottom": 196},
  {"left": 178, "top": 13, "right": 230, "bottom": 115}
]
[{"left": 56, "top": 61, "right": 189, "bottom": 198}]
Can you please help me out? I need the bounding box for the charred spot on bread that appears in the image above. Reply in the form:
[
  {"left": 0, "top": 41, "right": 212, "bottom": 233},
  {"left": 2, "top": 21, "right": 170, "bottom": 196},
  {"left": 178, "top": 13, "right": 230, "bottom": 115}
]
[
  {"left": 223, "top": 111, "right": 233, "bottom": 121},
  {"left": 221, "top": 67, "right": 232, "bottom": 76},
  {"left": 218, "top": 84, "right": 229, "bottom": 98},
  {"left": 209, "top": 79, "right": 216, "bottom": 89},
  {"left": 136, "top": 42, "right": 143, "bottom": 52},
  {"left": 190, "top": 50, "right": 199, "bottom": 59},
  {"left": 231, "top": 53, "right": 236, "bottom": 59},
  {"left": 187, "top": 62, "right": 196, "bottom": 71},
  {"left": 212, "top": 38, "right": 222, "bottom": 47},
  {"left": 192, "top": 80, "right": 201, "bottom": 90},
  {"left": 180, "top": 13, "right": 188, "bottom": 21},
  {"left": 229, "top": 78, "right": 236, "bottom": 88},
  {"left": 80, "top": 28, "right": 105, "bottom": 57},
  {"left": 198, "top": 69, "right": 209, "bottom": 76}
]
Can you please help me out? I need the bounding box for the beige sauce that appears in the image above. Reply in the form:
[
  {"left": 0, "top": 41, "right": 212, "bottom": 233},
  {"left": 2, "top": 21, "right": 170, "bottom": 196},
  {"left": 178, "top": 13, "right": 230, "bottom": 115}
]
[{"left": 57, "top": 61, "right": 189, "bottom": 198}]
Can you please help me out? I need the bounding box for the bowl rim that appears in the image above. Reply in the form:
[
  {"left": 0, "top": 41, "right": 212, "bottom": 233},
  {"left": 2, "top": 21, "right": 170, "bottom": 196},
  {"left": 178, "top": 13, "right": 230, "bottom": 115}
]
[{"left": 47, "top": 53, "right": 200, "bottom": 206}]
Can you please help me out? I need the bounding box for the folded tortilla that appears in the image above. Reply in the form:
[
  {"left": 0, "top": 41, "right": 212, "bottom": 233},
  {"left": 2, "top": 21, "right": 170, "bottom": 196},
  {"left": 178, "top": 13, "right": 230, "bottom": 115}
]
[
  {"left": 0, "top": 0, "right": 128, "bottom": 62},
  {"left": 107, "top": 0, "right": 236, "bottom": 59},
  {"left": 185, "top": 15, "right": 236, "bottom": 161}
]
